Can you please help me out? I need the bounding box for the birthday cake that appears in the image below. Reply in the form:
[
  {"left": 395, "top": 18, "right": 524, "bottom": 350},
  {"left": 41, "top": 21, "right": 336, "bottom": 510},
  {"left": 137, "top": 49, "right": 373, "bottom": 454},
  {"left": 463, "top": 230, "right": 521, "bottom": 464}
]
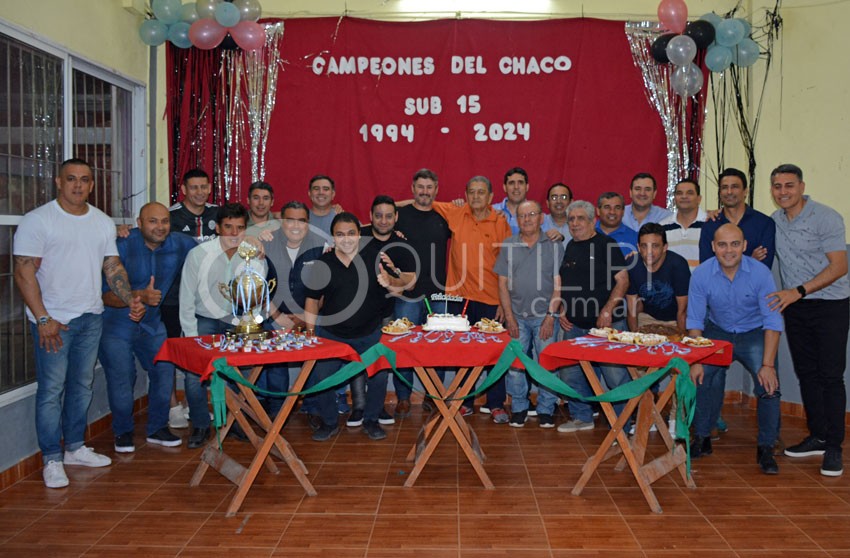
[{"left": 423, "top": 313, "right": 470, "bottom": 331}]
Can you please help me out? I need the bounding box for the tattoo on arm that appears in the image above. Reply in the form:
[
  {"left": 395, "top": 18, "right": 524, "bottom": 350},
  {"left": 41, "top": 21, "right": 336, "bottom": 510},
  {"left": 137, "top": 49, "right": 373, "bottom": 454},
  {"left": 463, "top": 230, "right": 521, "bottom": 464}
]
[
  {"left": 14, "top": 255, "right": 41, "bottom": 272},
  {"left": 103, "top": 256, "right": 134, "bottom": 305}
]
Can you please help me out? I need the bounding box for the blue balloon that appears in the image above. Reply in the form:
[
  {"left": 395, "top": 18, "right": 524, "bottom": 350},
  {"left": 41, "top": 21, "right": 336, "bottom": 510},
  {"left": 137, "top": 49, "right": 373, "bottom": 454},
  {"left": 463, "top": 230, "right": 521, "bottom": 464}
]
[
  {"left": 732, "top": 38, "right": 760, "bottom": 67},
  {"left": 737, "top": 18, "right": 752, "bottom": 38},
  {"left": 715, "top": 19, "right": 746, "bottom": 47},
  {"left": 705, "top": 45, "right": 733, "bottom": 73},
  {"left": 152, "top": 0, "right": 182, "bottom": 25},
  {"left": 168, "top": 22, "right": 193, "bottom": 49},
  {"left": 699, "top": 12, "right": 723, "bottom": 29},
  {"left": 214, "top": 2, "right": 240, "bottom": 28},
  {"left": 139, "top": 19, "right": 168, "bottom": 46}
]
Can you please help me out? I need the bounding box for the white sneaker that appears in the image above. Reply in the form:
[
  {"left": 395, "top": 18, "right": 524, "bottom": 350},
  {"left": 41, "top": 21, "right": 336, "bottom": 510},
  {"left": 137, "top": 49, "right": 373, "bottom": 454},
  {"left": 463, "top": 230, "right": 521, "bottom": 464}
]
[
  {"left": 169, "top": 404, "right": 189, "bottom": 429},
  {"left": 64, "top": 446, "right": 112, "bottom": 468},
  {"left": 43, "top": 460, "right": 69, "bottom": 488},
  {"left": 629, "top": 422, "right": 658, "bottom": 435},
  {"left": 557, "top": 419, "right": 595, "bottom": 433}
]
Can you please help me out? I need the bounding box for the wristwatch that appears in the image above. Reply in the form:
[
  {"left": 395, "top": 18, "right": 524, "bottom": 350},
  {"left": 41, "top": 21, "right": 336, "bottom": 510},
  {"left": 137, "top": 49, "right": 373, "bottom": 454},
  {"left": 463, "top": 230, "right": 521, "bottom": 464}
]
[
  {"left": 547, "top": 312, "right": 560, "bottom": 318},
  {"left": 796, "top": 285, "right": 807, "bottom": 298},
  {"left": 37, "top": 315, "right": 53, "bottom": 327}
]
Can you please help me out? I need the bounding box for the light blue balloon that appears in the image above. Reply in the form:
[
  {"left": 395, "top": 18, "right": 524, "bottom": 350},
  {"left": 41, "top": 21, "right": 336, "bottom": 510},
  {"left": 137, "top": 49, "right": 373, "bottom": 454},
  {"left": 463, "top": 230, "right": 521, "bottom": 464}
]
[
  {"left": 732, "top": 38, "right": 760, "bottom": 67},
  {"left": 705, "top": 44, "right": 733, "bottom": 73},
  {"left": 168, "top": 22, "right": 193, "bottom": 49},
  {"left": 181, "top": 2, "right": 200, "bottom": 24},
  {"left": 139, "top": 19, "right": 168, "bottom": 46},
  {"left": 152, "top": 0, "right": 181, "bottom": 25},
  {"left": 699, "top": 12, "right": 723, "bottom": 29},
  {"left": 214, "top": 2, "right": 240, "bottom": 28},
  {"left": 715, "top": 18, "right": 746, "bottom": 47},
  {"left": 736, "top": 18, "right": 752, "bottom": 37}
]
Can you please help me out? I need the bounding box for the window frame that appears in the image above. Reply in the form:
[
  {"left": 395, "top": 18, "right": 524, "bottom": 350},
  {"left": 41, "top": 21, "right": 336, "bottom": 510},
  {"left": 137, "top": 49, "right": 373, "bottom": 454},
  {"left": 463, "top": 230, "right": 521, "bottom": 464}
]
[{"left": 0, "top": 18, "right": 147, "bottom": 400}]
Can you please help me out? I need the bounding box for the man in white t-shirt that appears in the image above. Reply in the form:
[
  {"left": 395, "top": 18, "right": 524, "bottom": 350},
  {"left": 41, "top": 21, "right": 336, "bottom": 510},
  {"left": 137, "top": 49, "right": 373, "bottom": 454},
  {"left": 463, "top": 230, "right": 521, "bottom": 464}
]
[{"left": 14, "top": 158, "right": 145, "bottom": 489}]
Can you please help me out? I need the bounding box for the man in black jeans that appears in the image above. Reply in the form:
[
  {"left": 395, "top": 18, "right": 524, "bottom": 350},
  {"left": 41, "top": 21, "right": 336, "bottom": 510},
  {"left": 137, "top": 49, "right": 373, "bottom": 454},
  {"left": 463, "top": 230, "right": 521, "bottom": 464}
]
[{"left": 768, "top": 164, "right": 850, "bottom": 477}]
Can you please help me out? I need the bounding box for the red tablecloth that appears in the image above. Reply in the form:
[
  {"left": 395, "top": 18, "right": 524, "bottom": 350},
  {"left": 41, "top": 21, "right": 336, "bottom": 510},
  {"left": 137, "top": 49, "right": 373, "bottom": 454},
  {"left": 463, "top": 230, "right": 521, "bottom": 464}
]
[
  {"left": 372, "top": 329, "right": 512, "bottom": 371},
  {"left": 155, "top": 336, "right": 361, "bottom": 381},
  {"left": 539, "top": 337, "right": 733, "bottom": 370}
]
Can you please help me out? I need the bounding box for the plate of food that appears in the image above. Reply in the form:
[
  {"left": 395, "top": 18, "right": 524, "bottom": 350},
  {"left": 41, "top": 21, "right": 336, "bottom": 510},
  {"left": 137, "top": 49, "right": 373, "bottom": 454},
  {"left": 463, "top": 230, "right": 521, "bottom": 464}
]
[
  {"left": 681, "top": 336, "right": 714, "bottom": 347},
  {"left": 475, "top": 318, "right": 506, "bottom": 333},
  {"left": 589, "top": 327, "right": 618, "bottom": 338},
  {"left": 633, "top": 333, "right": 668, "bottom": 346},
  {"left": 382, "top": 318, "right": 415, "bottom": 335}
]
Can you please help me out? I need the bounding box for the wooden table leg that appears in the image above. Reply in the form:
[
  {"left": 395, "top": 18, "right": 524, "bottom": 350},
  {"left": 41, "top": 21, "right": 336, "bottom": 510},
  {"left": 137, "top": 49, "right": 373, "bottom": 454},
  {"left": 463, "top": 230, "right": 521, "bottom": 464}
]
[
  {"left": 187, "top": 361, "right": 319, "bottom": 517},
  {"left": 405, "top": 366, "right": 494, "bottom": 489}
]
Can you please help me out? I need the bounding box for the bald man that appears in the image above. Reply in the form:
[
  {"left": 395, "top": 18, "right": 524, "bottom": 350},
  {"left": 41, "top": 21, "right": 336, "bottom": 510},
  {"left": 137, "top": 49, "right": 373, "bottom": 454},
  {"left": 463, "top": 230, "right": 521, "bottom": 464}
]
[
  {"left": 98, "top": 202, "right": 198, "bottom": 453},
  {"left": 686, "top": 224, "right": 784, "bottom": 474}
]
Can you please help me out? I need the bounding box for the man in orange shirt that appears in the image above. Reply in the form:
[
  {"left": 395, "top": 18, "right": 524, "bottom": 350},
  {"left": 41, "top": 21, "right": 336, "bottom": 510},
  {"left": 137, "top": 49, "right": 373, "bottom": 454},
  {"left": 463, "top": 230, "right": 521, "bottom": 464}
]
[{"left": 432, "top": 175, "right": 513, "bottom": 421}]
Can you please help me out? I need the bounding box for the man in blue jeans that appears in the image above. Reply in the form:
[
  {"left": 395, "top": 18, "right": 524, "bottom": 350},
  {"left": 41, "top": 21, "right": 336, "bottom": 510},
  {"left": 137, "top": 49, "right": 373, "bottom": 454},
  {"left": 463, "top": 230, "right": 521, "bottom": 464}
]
[
  {"left": 687, "top": 224, "right": 783, "bottom": 474},
  {"left": 99, "top": 202, "right": 196, "bottom": 453},
  {"left": 304, "top": 212, "right": 412, "bottom": 442},
  {"left": 556, "top": 200, "right": 632, "bottom": 433},
  {"left": 495, "top": 200, "right": 563, "bottom": 428},
  {"left": 179, "top": 203, "right": 269, "bottom": 449},
  {"left": 14, "top": 158, "right": 145, "bottom": 488}
]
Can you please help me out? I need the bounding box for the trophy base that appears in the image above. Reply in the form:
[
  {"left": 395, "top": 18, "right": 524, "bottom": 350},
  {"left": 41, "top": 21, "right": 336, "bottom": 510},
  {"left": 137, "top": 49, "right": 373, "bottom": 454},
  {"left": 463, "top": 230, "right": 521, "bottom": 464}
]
[{"left": 227, "top": 322, "right": 269, "bottom": 342}]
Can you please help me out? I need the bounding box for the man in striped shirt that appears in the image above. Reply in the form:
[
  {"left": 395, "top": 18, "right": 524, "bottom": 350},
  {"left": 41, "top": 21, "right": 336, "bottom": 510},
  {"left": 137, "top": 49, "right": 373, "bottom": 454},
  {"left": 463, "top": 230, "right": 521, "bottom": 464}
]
[{"left": 660, "top": 179, "right": 706, "bottom": 271}]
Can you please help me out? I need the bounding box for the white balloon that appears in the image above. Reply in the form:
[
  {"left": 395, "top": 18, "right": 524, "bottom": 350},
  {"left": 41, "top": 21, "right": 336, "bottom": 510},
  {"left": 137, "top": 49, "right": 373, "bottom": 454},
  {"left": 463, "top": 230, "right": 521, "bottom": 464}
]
[{"left": 671, "top": 63, "right": 704, "bottom": 97}]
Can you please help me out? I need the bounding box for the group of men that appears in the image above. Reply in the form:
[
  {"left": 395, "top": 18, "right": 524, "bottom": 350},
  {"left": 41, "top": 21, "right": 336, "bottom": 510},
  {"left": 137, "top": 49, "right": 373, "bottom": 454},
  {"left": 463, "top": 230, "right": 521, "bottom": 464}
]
[{"left": 14, "top": 158, "right": 849, "bottom": 489}]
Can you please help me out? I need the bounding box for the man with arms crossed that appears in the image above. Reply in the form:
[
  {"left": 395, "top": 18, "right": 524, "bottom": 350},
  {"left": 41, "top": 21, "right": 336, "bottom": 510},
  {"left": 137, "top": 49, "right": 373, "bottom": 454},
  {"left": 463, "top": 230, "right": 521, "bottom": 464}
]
[
  {"left": 687, "top": 224, "right": 782, "bottom": 474},
  {"left": 14, "top": 158, "right": 145, "bottom": 488},
  {"left": 768, "top": 164, "right": 850, "bottom": 477}
]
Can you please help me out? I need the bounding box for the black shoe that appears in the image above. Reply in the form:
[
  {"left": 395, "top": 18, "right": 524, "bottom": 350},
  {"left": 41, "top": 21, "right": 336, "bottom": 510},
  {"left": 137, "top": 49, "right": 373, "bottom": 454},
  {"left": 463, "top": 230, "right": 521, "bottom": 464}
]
[
  {"left": 114, "top": 432, "right": 135, "bottom": 453},
  {"left": 821, "top": 447, "right": 844, "bottom": 477},
  {"left": 312, "top": 423, "right": 340, "bottom": 442},
  {"left": 187, "top": 427, "right": 210, "bottom": 449},
  {"left": 146, "top": 427, "right": 181, "bottom": 447},
  {"left": 509, "top": 410, "right": 528, "bottom": 428},
  {"left": 362, "top": 420, "right": 387, "bottom": 441},
  {"left": 378, "top": 409, "right": 395, "bottom": 425},
  {"left": 227, "top": 423, "right": 250, "bottom": 442},
  {"left": 346, "top": 409, "right": 364, "bottom": 427},
  {"left": 757, "top": 445, "right": 779, "bottom": 474},
  {"left": 422, "top": 399, "right": 434, "bottom": 413},
  {"left": 538, "top": 413, "right": 555, "bottom": 428},
  {"left": 689, "top": 436, "right": 712, "bottom": 458},
  {"left": 784, "top": 435, "right": 827, "bottom": 458},
  {"left": 527, "top": 402, "right": 537, "bottom": 417},
  {"left": 308, "top": 414, "right": 323, "bottom": 432}
]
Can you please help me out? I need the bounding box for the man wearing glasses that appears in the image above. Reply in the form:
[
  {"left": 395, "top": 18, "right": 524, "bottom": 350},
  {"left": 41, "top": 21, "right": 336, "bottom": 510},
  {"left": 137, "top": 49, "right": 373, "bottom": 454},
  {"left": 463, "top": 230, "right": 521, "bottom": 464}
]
[{"left": 541, "top": 182, "right": 572, "bottom": 245}]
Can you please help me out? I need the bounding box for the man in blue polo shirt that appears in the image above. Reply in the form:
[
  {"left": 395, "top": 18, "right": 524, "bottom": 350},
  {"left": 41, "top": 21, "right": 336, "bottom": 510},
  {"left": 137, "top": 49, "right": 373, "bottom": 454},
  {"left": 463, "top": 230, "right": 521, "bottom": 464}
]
[
  {"left": 699, "top": 168, "right": 775, "bottom": 268},
  {"left": 687, "top": 224, "right": 783, "bottom": 474},
  {"left": 492, "top": 166, "right": 529, "bottom": 234},
  {"left": 595, "top": 192, "right": 638, "bottom": 258},
  {"left": 98, "top": 202, "right": 197, "bottom": 452}
]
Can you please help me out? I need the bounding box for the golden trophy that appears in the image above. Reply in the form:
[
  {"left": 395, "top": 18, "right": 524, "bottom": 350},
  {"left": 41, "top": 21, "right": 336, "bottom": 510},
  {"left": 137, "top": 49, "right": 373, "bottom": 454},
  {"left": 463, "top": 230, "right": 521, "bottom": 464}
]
[{"left": 219, "top": 241, "right": 276, "bottom": 340}]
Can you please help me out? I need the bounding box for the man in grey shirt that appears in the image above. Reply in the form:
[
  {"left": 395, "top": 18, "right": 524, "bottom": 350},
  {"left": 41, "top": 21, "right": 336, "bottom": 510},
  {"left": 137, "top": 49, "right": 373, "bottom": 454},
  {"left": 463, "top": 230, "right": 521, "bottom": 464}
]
[
  {"left": 767, "top": 164, "right": 850, "bottom": 477},
  {"left": 495, "top": 200, "right": 564, "bottom": 428}
]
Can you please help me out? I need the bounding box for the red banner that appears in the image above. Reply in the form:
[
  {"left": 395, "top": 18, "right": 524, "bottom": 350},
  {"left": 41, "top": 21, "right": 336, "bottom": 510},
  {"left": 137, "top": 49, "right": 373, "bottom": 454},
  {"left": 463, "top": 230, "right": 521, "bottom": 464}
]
[{"left": 263, "top": 17, "right": 667, "bottom": 219}]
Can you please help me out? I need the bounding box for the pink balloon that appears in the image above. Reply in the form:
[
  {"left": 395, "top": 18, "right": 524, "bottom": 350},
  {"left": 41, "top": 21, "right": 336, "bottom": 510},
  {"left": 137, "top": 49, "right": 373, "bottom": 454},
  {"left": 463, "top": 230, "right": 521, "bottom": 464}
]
[
  {"left": 657, "top": 0, "right": 688, "bottom": 33},
  {"left": 189, "top": 19, "right": 227, "bottom": 49},
  {"left": 230, "top": 21, "right": 265, "bottom": 51}
]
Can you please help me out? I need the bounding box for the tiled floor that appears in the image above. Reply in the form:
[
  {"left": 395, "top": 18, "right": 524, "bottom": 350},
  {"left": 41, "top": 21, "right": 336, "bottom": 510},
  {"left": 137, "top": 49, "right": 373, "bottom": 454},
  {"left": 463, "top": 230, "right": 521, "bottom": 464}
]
[{"left": 1, "top": 400, "right": 849, "bottom": 557}]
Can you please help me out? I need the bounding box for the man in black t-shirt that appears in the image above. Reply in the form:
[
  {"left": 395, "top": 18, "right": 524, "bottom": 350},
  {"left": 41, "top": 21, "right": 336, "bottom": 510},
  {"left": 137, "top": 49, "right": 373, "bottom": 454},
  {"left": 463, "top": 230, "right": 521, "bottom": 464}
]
[
  {"left": 556, "top": 200, "right": 633, "bottom": 433},
  {"left": 304, "top": 212, "right": 410, "bottom": 442},
  {"left": 391, "top": 169, "right": 451, "bottom": 416},
  {"left": 626, "top": 223, "right": 690, "bottom": 332}
]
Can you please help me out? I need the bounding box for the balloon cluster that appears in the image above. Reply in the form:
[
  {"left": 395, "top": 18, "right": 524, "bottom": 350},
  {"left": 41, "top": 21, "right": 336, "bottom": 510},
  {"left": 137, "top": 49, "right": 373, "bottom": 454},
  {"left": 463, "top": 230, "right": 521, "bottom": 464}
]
[
  {"left": 138, "top": 0, "right": 264, "bottom": 51},
  {"left": 653, "top": 1, "right": 758, "bottom": 98}
]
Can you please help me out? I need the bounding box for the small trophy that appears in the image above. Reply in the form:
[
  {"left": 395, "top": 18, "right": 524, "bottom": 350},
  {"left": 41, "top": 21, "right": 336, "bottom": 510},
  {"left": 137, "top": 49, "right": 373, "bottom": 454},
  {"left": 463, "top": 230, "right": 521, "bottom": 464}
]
[{"left": 219, "top": 241, "right": 276, "bottom": 340}]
